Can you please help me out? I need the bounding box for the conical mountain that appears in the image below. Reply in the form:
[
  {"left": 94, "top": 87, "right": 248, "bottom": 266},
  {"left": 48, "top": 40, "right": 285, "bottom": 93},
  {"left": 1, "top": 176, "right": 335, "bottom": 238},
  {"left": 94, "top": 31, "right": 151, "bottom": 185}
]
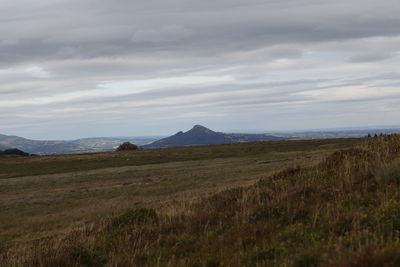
[
  {"left": 142, "top": 125, "right": 285, "bottom": 148},
  {"left": 142, "top": 125, "right": 232, "bottom": 148}
]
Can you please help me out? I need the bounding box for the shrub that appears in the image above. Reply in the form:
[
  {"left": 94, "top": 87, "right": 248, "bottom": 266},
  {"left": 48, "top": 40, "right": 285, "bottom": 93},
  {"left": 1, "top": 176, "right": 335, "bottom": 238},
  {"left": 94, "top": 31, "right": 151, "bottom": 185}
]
[{"left": 116, "top": 142, "right": 138, "bottom": 151}]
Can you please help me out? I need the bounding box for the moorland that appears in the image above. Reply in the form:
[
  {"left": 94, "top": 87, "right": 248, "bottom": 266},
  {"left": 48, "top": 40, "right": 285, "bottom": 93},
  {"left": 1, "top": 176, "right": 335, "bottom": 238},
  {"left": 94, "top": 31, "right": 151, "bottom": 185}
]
[{"left": 2, "top": 136, "right": 400, "bottom": 266}]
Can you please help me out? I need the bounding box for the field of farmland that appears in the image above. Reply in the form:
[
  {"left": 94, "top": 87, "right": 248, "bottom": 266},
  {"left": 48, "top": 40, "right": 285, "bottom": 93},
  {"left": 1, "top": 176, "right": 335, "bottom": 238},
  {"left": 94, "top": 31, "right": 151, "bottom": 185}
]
[{"left": 0, "top": 138, "right": 359, "bottom": 251}]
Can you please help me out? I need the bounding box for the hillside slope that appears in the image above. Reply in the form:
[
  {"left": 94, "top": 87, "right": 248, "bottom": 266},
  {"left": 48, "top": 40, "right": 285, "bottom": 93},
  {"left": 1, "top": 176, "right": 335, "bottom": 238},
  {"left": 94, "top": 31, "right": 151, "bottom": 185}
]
[{"left": 4, "top": 135, "right": 400, "bottom": 266}]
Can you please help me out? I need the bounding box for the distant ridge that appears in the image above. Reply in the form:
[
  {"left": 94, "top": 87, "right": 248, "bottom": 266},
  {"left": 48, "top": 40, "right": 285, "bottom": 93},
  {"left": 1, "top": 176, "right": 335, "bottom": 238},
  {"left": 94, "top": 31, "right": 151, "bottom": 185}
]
[
  {"left": 0, "top": 134, "right": 90, "bottom": 155},
  {"left": 3, "top": 125, "right": 399, "bottom": 154},
  {"left": 142, "top": 125, "right": 285, "bottom": 149},
  {"left": 0, "top": 133, "right": 159, "bottom": 155}
]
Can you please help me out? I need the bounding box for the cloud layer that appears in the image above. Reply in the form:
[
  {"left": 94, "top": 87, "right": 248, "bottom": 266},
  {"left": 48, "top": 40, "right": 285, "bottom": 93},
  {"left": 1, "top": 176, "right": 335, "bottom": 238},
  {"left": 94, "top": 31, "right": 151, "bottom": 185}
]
[{"left": 1, "top": 0, "right": 400, "bottom": 139}]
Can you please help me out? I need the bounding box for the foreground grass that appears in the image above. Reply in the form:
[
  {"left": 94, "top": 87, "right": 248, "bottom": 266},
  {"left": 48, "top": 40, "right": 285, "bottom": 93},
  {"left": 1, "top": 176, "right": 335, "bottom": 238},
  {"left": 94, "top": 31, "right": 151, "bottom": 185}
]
[
  {"left": 1, "top": 135, "right": 400, "bottom": 266},
  {"left": 0, "top": 139, "right": 356, "bottom": 249}
]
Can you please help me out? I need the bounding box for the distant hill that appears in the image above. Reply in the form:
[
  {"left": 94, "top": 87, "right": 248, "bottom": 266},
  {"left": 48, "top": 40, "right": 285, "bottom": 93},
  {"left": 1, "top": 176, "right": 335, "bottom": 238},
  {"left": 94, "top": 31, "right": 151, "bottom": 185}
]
[
  {"left": 0, "top": 134, "right": 160, "bottom": 155},
  {"left": 0, "top": 134, "right": 91, "bottom": 155},
  {"left": 2, "top": 126, "right": 398, "bottom": 154},
  {"left": 142, "top": 125, "right": 286, "bottom": 148}
]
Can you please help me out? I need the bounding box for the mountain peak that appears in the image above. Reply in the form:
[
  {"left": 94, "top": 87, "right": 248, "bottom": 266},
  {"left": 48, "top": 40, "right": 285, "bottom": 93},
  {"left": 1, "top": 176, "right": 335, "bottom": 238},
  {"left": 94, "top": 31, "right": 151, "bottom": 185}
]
[
  {"left": 142, "top": 124, "right": 286, "bottom": 149},
  {"left": 191, "top": 125, "right": 213, "bottom": 132}
]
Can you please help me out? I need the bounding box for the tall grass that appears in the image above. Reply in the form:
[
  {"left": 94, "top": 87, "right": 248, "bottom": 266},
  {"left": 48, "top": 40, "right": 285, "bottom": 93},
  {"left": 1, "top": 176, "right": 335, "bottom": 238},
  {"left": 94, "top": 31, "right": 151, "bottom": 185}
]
[{"left": 2, "top": 135, "right": 400, "bottom": 266}]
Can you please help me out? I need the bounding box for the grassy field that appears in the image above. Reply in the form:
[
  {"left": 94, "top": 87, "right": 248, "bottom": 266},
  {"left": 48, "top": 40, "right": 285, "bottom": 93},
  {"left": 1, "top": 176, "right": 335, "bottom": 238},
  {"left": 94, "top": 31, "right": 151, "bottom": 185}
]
[
  {"left": 0, "top": 139, "right": 359, "bottom": 179},
  {"left": 4, "top": 136, "right": 388, "bottom": 266},
  {"left": 0, "top": 139, "right": 359, "bottom": 251}
]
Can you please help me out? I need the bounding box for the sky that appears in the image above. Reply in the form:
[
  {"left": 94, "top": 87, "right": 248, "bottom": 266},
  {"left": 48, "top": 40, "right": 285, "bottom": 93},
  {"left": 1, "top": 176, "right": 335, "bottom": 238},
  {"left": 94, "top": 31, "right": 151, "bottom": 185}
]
[{"left": 1, "top": 0, "right": 400, "bottom": 140}]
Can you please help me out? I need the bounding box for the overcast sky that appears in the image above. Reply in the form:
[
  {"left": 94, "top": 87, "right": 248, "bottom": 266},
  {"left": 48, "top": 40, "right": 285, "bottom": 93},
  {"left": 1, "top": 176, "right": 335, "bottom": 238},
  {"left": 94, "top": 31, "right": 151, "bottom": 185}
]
[{"left": 1, "top": 0, "right": 400, "bottom": 139}]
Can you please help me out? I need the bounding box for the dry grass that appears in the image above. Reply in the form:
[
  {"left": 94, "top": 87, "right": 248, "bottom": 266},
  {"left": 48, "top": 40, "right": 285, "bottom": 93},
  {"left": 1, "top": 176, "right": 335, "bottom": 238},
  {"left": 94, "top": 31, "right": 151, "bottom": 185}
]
[
  {"left": 0, "top": 138, "right": 359, "bottom": 179},
  {"left": 0, "top": 139, "right": 355, "bottom": 250},
  {"left": 0, "top": 138, "right": 372, "bottom": 266}
]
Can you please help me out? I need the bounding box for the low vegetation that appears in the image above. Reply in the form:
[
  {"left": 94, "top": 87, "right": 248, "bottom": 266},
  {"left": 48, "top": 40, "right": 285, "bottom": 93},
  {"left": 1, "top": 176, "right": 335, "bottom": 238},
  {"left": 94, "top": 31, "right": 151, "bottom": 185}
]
[
  {"left": 116, "top": 142, "right": 138, "bottom": 151},
  {"left": 1, "top": 139, "right": 349, "bottom": 250},
  {"left": 2, "top": 136, "right": 400, "bottom": 266},
  {"left": 0, "top": 148, "right": 30, "bottom": 157}
]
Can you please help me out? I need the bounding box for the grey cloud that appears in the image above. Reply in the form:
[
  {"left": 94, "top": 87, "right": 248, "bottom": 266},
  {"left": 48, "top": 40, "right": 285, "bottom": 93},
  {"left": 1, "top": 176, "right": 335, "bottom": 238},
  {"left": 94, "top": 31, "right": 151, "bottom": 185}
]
[
  {"left": 1, "top": 0, "right": 400, "bottom": 66},
  {"left": 130, "top": 25, "right": 192, "bottom": 43},
  {"left": 347, "top": 52, "right": 395, "bottom": 63},
  {"left": 1, "top": 0, "right": 400, "bottom": 138}
]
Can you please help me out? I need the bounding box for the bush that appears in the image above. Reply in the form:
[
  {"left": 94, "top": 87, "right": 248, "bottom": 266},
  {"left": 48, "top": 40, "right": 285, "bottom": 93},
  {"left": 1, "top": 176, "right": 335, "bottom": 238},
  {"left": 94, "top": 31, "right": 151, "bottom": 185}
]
[
  {"left": 0, "top": 148, "right": 30, "bottom": 157},
  {"left": 116, "top": 142, "right": 138, "bottom": 151}
]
